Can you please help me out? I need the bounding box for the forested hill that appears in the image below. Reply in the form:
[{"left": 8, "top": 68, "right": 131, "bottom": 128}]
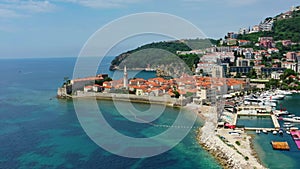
[
  {"left": 238, "top": 10, "right": 300, "bottom": 43},
  {"left": 109, "top": 39, "right": 217, "bottom": 70},
  {"left": 273, "top": 10, "right": 300, "bottom": 42}
]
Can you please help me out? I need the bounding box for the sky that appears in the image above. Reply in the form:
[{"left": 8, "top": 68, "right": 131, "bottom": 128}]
[{"left": 0, "top": 0, "right": 299, "bottom": 58}]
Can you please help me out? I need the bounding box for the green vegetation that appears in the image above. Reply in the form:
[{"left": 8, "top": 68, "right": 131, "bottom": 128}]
[
  {"left": 172, "top": 90, "right": 180, "bottom": 98},
  {"left": 265, "top": 79, "right": 280, "bottom": 89},
  {"left": 63, "top": 76, "right": 71, "bottom": 86},
  {"left": 238, "top": 10, "right": 300, "bottom": 43},
  {"left": 280, "top": 69, "right": 297, "bottom": 80},
  {"left": 235, "top": 141, "right": 241, "bottom": 146},
  {"left": 110, "top": 39, "right": 216, "bottom": 71},
  {"left": 246, "top": 69, "right": 257, "bottom": 79},
  {"left": 237, "top": 31, "right": 274, "bottom": 43},
  {"left": 178, "top": 53, "right": 200, "bottom": 70},
  {"left": 273, "top": 11, "right": 300, "bottom": 42},
  {"left": 265, "top": 69, "right": 300, "bottom": 90}
]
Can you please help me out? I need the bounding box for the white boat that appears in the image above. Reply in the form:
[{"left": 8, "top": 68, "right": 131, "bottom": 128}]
[
  {"left": 259, "top": 101, "right": 276, "bottom": 107},
  {"left": 284, "top": 122, "right": 291, "bottom": 125},
  {"left": 256, "top": 130, "right": 261, "bottom": 134},
  {"left": 290, "top": 127, "right": 299, "bottom": 131},
  {"left": 271, "top": 94, "right": 285, "bottom": 100},
  {"left": 275, "top": 90, "right": 293, "bottom": 96},
  {"left": 279, "top": 130, "right": 283, "bottom": 135},
  {"left": 262, "top": 129, "right": 268, "bottom": 134},
  {"left": 286, "top": 131, "right": 291, "bottom": 135},
  {"left": 244, "top": 98, "right": 262, "bottom": 105},
  {"left": 283, "top": 124, "right": 294, "bottom": 128},
  {"left": 273, "top": 110, "right": 289, "bottom": 116},
  {"left": 288, "top": 114, "right": 295, "bottom": 117},
  {"left": 283, "top": 117, "right": 300, "bottom": 123},
  {"left": 273, "top": 131, "right": 278, "bottom": 135}
]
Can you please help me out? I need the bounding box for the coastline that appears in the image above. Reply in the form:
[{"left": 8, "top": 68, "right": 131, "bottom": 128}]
[
  {"left": 64, "top": 93, "right": 266, "bottom": 168},
  {"left": 60, "top": 92, "right": 191, "bottom": 107},
  {"left": 184, "top": 104, "right": 266, "bottom": 169}
]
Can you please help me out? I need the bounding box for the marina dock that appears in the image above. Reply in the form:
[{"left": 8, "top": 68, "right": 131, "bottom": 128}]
[
  {"left": 244, "top": 127, "right": 275, "bottom": 131},
  {"left": 271, "top": 114, "right": 280, "bottom": 129},
  {"left": 233, "top": 113, "right": 280, "bottom": 131}
]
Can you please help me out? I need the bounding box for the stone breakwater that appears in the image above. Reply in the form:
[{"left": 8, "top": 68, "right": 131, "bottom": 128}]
[
  {"left": 63, "top": 92, "right": 192, "bottom": 107},
  {"left": 197, "top": 106, "right": 265, "bottom": 169}
]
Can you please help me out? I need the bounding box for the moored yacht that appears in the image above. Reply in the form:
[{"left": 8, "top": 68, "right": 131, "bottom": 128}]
[
  {"left": 271, "top": 94, "right": 285, "bottom": 100},
  {"left": 283, "top": 117, "right": 300, "bottom": 123}
]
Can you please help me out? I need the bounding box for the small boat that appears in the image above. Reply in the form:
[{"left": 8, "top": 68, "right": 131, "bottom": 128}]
[
  {"left": 283, "top": 124, "right": 294, "bottom": 128},
  {"left": 273, "top": 131, "right": 278, "bottom": 135},
  {"left": 270, "top": 94, "right": 285, "bottom": 100},
  {"left": 283, "top": 117, "right": 300, "bottom": 123},
  {"left": 256, "top": 130, "right": 261, "bottom": 134},
  {"left": 290, "top": 127, "right": 299, "bottom": 131},
  {"left": 288, "top": 114, "right": 296, "bottom": 117},
  {"left": 273, "top": 110, "right": 289, "bottom": 116},
  {"left": 284, "top": 122, "right": 292, "bottom": 125},
  {"left": 263, "top": 129, "right": 268, "bottom": 134},
  {"left": 279, "top": 130, "right": 283, "bottom": 135},
  {"left": 286, "top": 131, "right": 291, "bottom": 135}
]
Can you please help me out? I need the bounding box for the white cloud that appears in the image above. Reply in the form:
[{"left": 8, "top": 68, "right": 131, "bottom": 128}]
[
  {"left": 0, "top": 8, "right": 23, "bottom": 18},
  {"left": 58, "top": 0, "right": 143, "bottom": 8},
  {"left": 0, "top": 0, "right": 56, "bottom": 19}
]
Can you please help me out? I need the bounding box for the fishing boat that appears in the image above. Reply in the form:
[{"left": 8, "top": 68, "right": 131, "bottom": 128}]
[
  {"left": 263, "top": 129, "right": 268, "bottom": 134},
  {"left": 286, "top": 131, "right": 291, "bottom": 135},
  {"left": 256, "top": 130, "right": 261, "bottom": 134},
  {"left": 273, "top": 131, "right": 278, "bottom": 135}
]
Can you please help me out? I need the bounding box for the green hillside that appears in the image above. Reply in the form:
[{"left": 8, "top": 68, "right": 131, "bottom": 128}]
[
  {"left": 273, "top": 10, "right": 300, "bottom": 42},
  {"left": 110, "top": 39, "right": 216, "bottom": 70},
  {"left": 238, "top": 10, "right": 300, "bottom": 43}
]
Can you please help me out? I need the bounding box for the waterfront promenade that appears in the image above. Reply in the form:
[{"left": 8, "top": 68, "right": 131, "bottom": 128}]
[{"left": 66, "top": 91, "right": 192, "bottom": 107}]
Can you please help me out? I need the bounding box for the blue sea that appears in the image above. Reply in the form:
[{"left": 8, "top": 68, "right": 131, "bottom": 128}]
[
  {"left": 0, "top": 57, "right": 221, "bottom": 169},
  {"left": 252, "top": 95, "right": 300, "bottom": 169}
]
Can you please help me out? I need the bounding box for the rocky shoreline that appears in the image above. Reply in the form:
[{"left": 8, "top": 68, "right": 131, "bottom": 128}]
[{"left": 188, "top": 104, "right": 266, "bottom": 169}]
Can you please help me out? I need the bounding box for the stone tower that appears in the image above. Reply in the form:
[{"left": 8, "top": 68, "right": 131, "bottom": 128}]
[{"left": 123, "top": 65, "right": 128, "bottom": 89}]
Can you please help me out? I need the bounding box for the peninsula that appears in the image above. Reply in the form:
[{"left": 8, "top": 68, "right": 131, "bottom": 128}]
[{"left": 58, "top": 5, "right": 300, "bottom": 169}]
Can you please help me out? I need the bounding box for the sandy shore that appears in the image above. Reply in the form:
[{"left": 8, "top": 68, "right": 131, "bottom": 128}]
[{"left": 185, "top": 104, "right": 265, "bottom": 169}]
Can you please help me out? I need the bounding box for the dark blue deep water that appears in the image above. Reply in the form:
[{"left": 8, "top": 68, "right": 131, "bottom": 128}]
[{"left": 0, "top": 57, "right": 221, "bottom": 169}]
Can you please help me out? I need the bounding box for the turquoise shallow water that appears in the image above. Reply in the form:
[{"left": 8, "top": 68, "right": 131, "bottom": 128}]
[
  {"left": 0, "top": 57, "right": 221, "bottom": 169},
  {"left": 237, "top": 115, "right": 274, "bottom": 128},
  {"left": 251, "top": 94, "right": 300, "bottom": 169}
]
